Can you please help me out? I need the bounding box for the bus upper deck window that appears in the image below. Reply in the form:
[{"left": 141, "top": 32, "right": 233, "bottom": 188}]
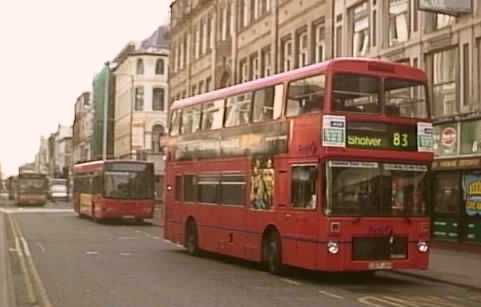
[
  {"left": 332, "top": 74, "right": 380, "bottom": 113},
  {"left": 286, "top": 75, "right": 325, "bottom": 117}
]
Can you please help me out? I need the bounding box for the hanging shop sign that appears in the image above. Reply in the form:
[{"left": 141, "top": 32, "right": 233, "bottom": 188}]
[{"left": 419, "top": 0, "right": 473, "bottom": 16}]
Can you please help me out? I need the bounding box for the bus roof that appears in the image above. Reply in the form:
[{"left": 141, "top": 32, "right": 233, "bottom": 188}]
[
  {"left": 72, "top": 160, "right": 152, "bottom": 173},
  {"left": 170, "top": 57, "right": 427, "bottom": 111}
]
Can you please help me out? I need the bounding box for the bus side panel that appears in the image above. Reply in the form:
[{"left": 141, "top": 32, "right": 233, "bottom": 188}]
[{"left": 217, "top": 206, "right": 246, "bottom": 258}]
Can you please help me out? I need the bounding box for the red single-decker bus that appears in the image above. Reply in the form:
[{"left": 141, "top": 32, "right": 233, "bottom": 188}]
[{"left": 72, "top": 160, "right": 155, "bottom": 223}]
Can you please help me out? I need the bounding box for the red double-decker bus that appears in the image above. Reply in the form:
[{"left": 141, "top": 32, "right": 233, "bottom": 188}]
[
  {"left": 72, "top": 160, "right": 155, "bottom": 223},
  {"left": 164, "top": 58, "right": 433, "bottom": 274}
]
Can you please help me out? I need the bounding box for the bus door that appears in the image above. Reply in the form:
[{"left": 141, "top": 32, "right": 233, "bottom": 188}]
[
  {"left": 273, "top": 164, "right": 298, "bottom": 266},
  {"left": 289, "top": 164, "right": 320, "bottom": 269}
]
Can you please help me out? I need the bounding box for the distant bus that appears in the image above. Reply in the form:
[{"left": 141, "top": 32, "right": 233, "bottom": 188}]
[
  {"left": 14, "top": 173, "right": 48, "bottom": 206},
  {"left": 72, "top": 160, "right": 155, "bottom": 223},
  {"left": 164, "top": 58, "right": 433, "bottom": 274}
]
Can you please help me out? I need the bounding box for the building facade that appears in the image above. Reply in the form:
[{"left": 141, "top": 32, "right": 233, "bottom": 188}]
[
  {"left": 72, "top": 92, "right": 94, "bottom": 164},
  {"left": 169, "top": 0, "right": 481, "bottom": 244},
  {"left": 48, "top": 125, "right": 73, "bottom": 178},
  {"left": 34, "top": 136, "right": 49, "bottom": 174},
  {"left": 92, "top": 66, "right": 116, "bottom": 161},
  {"left": 169, "top": 0, "right": 332, "bottom": 101},
  {"left": 112, "top": 26, "right": 170, "bottom": 197}
]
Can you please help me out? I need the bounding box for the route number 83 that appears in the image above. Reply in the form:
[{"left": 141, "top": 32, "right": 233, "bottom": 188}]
[{"left": 393, "top": 132, "right": 409, "bottom": 147}]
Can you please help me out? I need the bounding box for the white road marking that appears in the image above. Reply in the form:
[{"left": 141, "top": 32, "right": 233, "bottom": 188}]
[
  {"left": 36, "top": 242, "right": 46, "bottom": 253},
  {"left": 15, "top": 237, "right": 23, "bottom": 257},
  {"left": 86, "top": 251, "right": 99, "bottom": 255},
  {"left": 120, "top": 252, "right": 133, "bottom": 256},
  {"left": 0, "top": 208, "right": 74, "bottom": 214},
  {"left": 21, "top": 237, "right": 31, "bottom": 257},
  {"left": 319, "top": 290, "right": 344, "bottom": 300},
  {"left": 279, "top": 278, "right": 301, "bottom": 286},
  {"left": 358, "top": 296, "right": 406, "bottom": 307},
  {"left": 118, "top": 236, "right": 136, "bottom": 240},
  {"left": 151, "top": 236, "right": 161, "bottom": 240}
]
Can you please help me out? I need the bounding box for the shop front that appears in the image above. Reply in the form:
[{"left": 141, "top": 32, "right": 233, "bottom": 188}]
[{"left": 431, "top": 120, "right": 481, "bottom": 245}]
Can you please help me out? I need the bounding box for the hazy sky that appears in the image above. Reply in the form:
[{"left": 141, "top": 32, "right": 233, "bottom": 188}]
[{"left": 0, "top": 0, "right": 170, "bottom": 176}]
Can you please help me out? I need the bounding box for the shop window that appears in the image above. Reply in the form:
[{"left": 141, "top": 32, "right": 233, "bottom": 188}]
[
  {"left": 433, "top": 123, "right": 458, "bottom": 157},
  {"left": 184, "top": 175, "right": 197, "bottom": 202},
  {"left": 433, "top": 173, "right": 460, "bottom": 215},
  {"left": 462, "top": 172, "right": 481, "bottom": 218},
  {"left": 351, "top": 2, "right": 369, "bottom": 57},
  {"left": 461, "top": 120, "right": 481, "bottom": 155},
  {"left": 291, "top": 165, "right": 317, "bottom": 209},
  {"left": 388, "top": 0, "right": 409, "bottom": 47},
  {"left": 198, "top": 174, "right": 219, "bottom": 203},
  {"left": 286, "top": 75, "right": 325, "bottom": 117},
  {"left": 432, "top": 48, "right": 458, "bottom": 117},
  {"left": 225, "top": 92, "right": 252, "bottom": 127}
]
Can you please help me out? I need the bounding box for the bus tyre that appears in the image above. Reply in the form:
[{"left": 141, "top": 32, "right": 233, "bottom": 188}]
[
  {"left": 264, "top": 231, "right": 284, "bottom": 275},
  {"left": 185, "top": 221, "right": 200, "bottom": 256}
]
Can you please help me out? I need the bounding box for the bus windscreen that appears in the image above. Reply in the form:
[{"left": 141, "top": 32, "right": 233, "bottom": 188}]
[
  {"left": 104, "top": 171, "right": 153, "bottom": 200},
  {"left": 327, "top": 161, "right": 428, "bottom": 217},
  {"left": 332, "top": 73, "right": 428, "bottom": 119}
]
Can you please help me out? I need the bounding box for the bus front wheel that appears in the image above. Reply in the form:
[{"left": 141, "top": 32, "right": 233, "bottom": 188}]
[
  {"left": 185, "top": 221, "right": 200, "bottom": 256},
  {"left": 263, "top": 231, "right": 284, "bottom": 275}
]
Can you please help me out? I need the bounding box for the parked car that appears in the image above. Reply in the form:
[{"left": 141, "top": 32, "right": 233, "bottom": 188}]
[{"left": 49, "top": 184, "right": 69, "bottom": 202}]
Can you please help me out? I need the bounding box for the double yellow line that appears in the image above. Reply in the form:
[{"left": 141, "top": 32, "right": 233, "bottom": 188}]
[{"left": 8, "top": 214, "right": 53, "bottom": 307}]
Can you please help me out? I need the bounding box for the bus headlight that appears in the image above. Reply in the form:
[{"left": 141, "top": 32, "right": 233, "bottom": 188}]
[
  {"left": 327, "top": 241, "right": 339, "bottom": 255},
  {"left": 417, "top": 241, "right": 429, "bottom": 253}
]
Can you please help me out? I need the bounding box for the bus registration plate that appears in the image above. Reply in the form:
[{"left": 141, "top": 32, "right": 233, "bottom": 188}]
[{"left": 368, "top": 261, "right": 392, "bottom": 270}]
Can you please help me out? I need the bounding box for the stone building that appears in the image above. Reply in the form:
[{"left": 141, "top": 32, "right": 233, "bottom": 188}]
[
  {"left": 112, "top": 25, "right": 170, "bottom": 197},
  {"left": 72, "top": 92, "right": 94, "bottom": 164},
  {"left": 169, "top": 0, "right": 481, "bottom": 244},
  {"left": 169, "top": 0, "right": 333, "bottom": 101}
]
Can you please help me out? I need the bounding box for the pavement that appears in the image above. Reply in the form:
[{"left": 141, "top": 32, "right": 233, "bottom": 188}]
[
  {"left": 395, "top": 242, "right": 481, "bottom": 291},
  {"left": 0, "top": 212, "right": 15, "bottom": 307}
]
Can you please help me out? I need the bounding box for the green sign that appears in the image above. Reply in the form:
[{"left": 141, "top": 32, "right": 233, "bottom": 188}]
[{"left": 347, "top": 122, "right": 417, "bottom": 151}]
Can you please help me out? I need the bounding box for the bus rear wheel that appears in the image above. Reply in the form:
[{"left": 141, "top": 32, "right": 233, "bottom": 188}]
[
  {"left": 185, "top": 221, "right": 200, "bottom": 256},
  {"left": 263, "top": 231, "right": 284, "bottom": 275}
]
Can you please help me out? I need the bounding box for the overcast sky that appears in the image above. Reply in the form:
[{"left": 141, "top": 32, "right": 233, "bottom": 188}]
[{"left": 0, "top": 0, "right": 171, "bottom": 177}]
